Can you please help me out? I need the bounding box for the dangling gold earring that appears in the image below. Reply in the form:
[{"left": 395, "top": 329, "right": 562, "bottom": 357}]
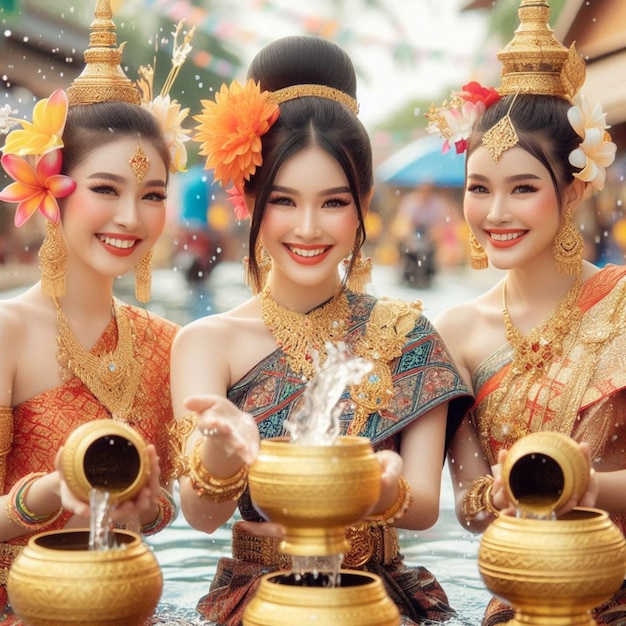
[
  {"left": 39, "top": 220, "right": 67, "bottom": 298},
  {"left": 135, "top": 249, "right": 153, "bottom": 303},
  {"left": 469, "top": 232, "right": 488, "bottom": 270},
  {"left": 553, "top": 205, "right": 583, "bottom": 275},
  {"left": 244, "top": 243, "right": 271, "bottom": 295},
  {"left": 343, "top": 251, "right": 372, "bottom": 294}
]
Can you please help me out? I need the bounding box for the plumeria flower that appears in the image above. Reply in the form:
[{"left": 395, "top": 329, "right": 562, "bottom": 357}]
[
  {"left": 0, "top": 104, "right": 18, "bottom": 135},
  {"left": 0, "top": 149, "right": 76, "bottom": 227},
  {"left": 567, "top": 93, "right": 617, "bottom": 191},
  {"left": 1, "top": 89, "right": 67, "bottom": 156},
  {"left": 442, "top": 99, "right": 486, "bottom": 154},
  {"left": 143, "top": 94, "right": 191, "bottom": 173}
]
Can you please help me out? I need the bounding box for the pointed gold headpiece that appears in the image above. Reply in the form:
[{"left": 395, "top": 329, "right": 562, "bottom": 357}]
[
  {"left": 497, "top": 0, "right": 585, "bottom": 102},
  {"left": 67, "top": 0, "right": 141, "bottom": 106}
]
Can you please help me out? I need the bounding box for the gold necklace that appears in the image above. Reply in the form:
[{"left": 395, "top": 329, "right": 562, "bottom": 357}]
[
  {"left": 54, "top": 298, "right": 141, "bottom": 419},
  {"left": 482, "top": 275, "right": 583, "bottom": 446},
  {"left": 260, "top": 286, "right": 350, "bottom": 381}
]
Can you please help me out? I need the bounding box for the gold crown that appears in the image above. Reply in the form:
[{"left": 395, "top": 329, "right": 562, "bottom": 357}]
[
  {"left": 497, "top": 0, "right": 586, "bottom": 102},
  {"left": 67, "top": 0, "right": 141, "bottom": 106}
]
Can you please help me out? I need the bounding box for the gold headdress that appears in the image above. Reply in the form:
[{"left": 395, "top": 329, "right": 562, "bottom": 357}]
[
  {"left": 67, "top": 0, "right": 141, "bottom": 106},
  {"left": 497, "top": 0, "right": 585, "bottom": 102}
]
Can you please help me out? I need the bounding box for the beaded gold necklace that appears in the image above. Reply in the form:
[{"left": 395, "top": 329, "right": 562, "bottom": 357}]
[
  {"left": 54, "top": 298, "right": 140, "bottom": 419},
  {"left": 482, "top": 275, "right": 583, "bottom": 446},
  {"left": 260, "top": 286, "right": 350, "bottom": 381}
]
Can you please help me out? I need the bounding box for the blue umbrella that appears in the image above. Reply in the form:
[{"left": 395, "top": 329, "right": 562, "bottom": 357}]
[{"left": 376, "top": 135, "right": 466, "bottom": 188}]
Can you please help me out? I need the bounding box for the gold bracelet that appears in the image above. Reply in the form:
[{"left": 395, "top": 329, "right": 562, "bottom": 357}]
[
  {"left": 367, "top": 476, "right": 413, "bottom": 527},
  {"left": 461, "top": 475, "right": 499, "bottom": 524},
  {"left": 187, "top": 440, "right": 248, "bottom": 503},
  {"left": 6, "top": 473, "right": 63, "bottom": 531}
]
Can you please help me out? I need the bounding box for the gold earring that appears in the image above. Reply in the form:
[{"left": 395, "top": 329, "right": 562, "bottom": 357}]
[
  {"left": 39, "top": 220, "right": 67, "bottom": 298},
  {"left": 344, "top": 251, "right": 372, "bottom": 294},
  {"left": 135, "top": 249, "right": 153, "bottom": 302},
  {"left": 469, "top": 233, "right": 488, "bottom": 270},
  {"left": 553, "top": 206, "right": 583, "bottom": 275},
  {"left": 244, "top": 243, "right": 271, "bottom": 295}
]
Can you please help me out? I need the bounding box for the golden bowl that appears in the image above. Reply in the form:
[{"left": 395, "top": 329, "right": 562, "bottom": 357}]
[
  {"left": 479, "top": 508, "right": 626, "bottom": 626},
  {"left": 501, "top": 431, "right": 589, "bottom": 516},
  {"left": 243, "top": 570, "right": 400, "bottom": 626},
  {"left": 7, "top": 529, "right": 162, "bottom": 626},
  {"left": 248, "top": 436, "right": 381, "bottom": 556},
  {"left": 60, "top": 419, "right": 149, "bottom": 504}
]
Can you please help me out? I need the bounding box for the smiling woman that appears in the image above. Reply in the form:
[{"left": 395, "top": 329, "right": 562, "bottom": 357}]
[{"left": 0, "top": 0, "right": 192, "bottom": 622}]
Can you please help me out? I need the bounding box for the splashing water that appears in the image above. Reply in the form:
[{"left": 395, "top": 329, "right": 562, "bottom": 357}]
[
  {"left": 285, "top": 341, "right": 373, "bottom": 446},
  {"left": 89, "top": 488, "right": 115, "bottom": 551}
]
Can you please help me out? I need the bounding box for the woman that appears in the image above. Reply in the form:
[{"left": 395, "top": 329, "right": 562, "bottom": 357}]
[
  {"left": 170, "top": 35, "right": 472, "bottom": 626},
  {"left": 0, "top": 1, "right": 191, "bottom": 619},
  {"left": 430, "top": 1, "right": 625, "bottom": 624}
]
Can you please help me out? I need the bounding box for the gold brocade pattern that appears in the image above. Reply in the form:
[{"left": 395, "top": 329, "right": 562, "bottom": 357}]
[
  {"left": 2, "top": 306, "right": 178, "bottom": 561},
  {"left": 472, "top": 268, "right": 626, "bottom": 498},
  {"left": 348, "top": 298, "right": 422, "bottom": 435},
  {"left": 55, "top": 298, "right": 141, "bottom": 419},
  {"left": 0, "top": 407, "right": 13, "bottom": 493}
]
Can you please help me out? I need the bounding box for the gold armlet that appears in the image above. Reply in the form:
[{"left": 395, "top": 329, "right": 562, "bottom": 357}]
[
  {"left": 187, "top": 440, "right": 248, "bottom": 503},
  {"left": 461, "top": 475, "right": 499, "bottom": 524},
  {"left": 367, "top": 476, "right": 413, "bottom": 527},
  {"left": 168, "top": 413, "right": 197, "bottom": 479}
]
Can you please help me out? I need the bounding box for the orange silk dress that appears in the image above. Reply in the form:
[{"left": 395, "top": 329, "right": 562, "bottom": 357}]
[{"left": 0, "top": 304, "right": 179, "bottom": 620}]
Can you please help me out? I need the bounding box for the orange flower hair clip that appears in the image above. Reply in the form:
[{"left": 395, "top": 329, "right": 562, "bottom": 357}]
[{"left": 193, "top": 78, "right": 280, "bottom": 218}]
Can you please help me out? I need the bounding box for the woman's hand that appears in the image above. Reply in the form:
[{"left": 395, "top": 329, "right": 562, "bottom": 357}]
[
  {"left": 185, "top": 394, "right": 260, "bottom": 466},
  {"left": 371, "top": 449, "right": 404, "bottom": 515},
  {"left": 55, "top": 445, "right": 163, "bottom": 528},
  {"left": 493, "top": 442, "right": 599, "bottom": 518}
]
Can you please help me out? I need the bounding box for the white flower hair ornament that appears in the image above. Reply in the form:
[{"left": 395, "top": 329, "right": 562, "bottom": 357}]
[{"left": 567, "top": 94, "right": 617, "bottom": 193}]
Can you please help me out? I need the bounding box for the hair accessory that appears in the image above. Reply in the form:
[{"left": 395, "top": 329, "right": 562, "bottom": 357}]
[
  {"left": 0, "top": 149, "right": 76, "bottom": 227},
  {"left": 129, "top": 142, "right": 150, "bottom": 184},
  {"left": 267, "top": 84, "right": 359, "bottom": 115},
  {"left": 481, "top": 91, "right": 521, "bottom": 162},
  {"left": 426, "top": 81, "right": 501, "bottom": 155},
  {"left": 567, "top": 94, "right": 617, "bottom": 192},
  {"left": 497, "top": 0, "right": 585, "bottom": 102},
  {"left": 194, "top": 78, "right": 280, "bottom": 195},
  {"left": 137, "top": 20, "right": 195, "bottom": 173},
  {"left": 67, "top": 0, "right": 141, "bottom": 106}
]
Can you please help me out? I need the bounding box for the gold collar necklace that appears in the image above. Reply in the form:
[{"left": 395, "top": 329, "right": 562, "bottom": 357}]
[
  {"left": 54, "top": 298, "right": 141, "bottom": 419},
  {"left": 260, "top": 286, "right": 350, "bottom": 381},
  {"left": 483, "top": 274, "right": 583, "bottom": 445}
]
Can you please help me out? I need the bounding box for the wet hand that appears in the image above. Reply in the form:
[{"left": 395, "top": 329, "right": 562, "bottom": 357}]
[{"left": 185, "top": 394, "right": 260, "bottom": 466}]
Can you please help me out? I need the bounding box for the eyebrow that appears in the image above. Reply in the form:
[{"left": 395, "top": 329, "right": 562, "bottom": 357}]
[
  {"left": 467, "top": 172, "right": 542, "bottom": 183},
  {"left": 88, "top": 172, "right": 167, "bottom": 187},
  {"left": 272, "top": 184, "right": 352, "bottom": 194}
]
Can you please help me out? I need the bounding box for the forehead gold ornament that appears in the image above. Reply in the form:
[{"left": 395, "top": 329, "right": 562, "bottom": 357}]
[
  {"left": 497, "top": 0, "right": 585, "bottom": 102},
  {"left": 67, "top": 0, "right": 141, "bottom": 106},
  {"left": 482, "top": 92, "right": 521, "bottom": 162},
  {"left": 129, "top": 142, "right": 150, "bottom": 183}
]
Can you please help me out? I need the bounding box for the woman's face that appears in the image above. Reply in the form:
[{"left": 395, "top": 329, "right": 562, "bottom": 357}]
[
  {"left": 60, "top": 136, "right": 168, "bottom": 279},
  {"left": 464, "top": 145, "right": 562, "bottom": 271},
  {"left": 260, "top": 145, "right": 360, "bottom": 293}
]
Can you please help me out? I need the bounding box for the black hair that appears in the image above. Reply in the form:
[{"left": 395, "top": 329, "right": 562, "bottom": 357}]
[
  {"left": 243, "top": 35, "right": 373, "bottom": 293},
  {"left": 467, "top": 94, "right": 581, "bottom": 207},
  {"left": 61, "top": 101, "right": 170, "bottom": 180}
]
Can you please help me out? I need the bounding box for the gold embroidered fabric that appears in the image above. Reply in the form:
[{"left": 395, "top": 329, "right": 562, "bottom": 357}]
[
  {"left": 0, "top": 407, "right": 13, "bottom": 493},
  {"left": 472, "top": 266, "right": 626, "bottom": 535},
  {"left": 3, "top": 306, "right": 179, "bottom": 555}
]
